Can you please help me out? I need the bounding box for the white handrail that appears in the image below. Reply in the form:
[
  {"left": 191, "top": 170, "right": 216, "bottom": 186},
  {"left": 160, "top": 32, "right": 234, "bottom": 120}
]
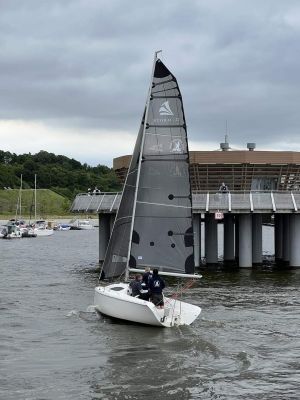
[
  {"left": 249, "top": 192, "right": 254, "bottom": 212},
  {"left": 291, "top": 192, "right": 298, "bottom": 212},
  {"left": 205, "top": 192, "right": 209, "bottom": 212},
  {"left": 270, "top": 191, "right": 276, "bottom": 212}
]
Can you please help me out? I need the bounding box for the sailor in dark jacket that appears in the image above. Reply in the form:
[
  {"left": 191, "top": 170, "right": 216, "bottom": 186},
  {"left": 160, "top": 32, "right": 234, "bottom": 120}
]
[
  {"left": 129, "top": 274, "right": 150, "bottom": 300},
  {"left": 149, "top": 268, "right": 165, "bottom": 308},
  {"left": 142, "top": 267, "right": 152, "bottom": 289}
]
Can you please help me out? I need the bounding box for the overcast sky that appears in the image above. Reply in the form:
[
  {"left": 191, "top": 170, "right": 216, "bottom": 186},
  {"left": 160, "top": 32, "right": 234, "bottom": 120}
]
[{"left": 1, "top": 0, "right": 300, "bottom": 166}]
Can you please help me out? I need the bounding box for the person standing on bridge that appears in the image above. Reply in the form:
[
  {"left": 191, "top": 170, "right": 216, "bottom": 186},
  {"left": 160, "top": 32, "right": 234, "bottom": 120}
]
[{"left": 219, "top": 182, "right": 229, "bottom": 193}]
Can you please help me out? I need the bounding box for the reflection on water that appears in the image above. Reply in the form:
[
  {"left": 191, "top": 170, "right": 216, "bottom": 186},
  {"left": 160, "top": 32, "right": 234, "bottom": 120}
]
[{"left": 0, "top": 228, "right": 299, "bottom": 399}]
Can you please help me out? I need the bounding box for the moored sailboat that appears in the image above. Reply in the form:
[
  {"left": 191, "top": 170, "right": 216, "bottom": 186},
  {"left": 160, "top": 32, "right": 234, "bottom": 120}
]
[
  {"left": 32, "top": 175, "right": 54, "bottom": 237},
  {"left": 94, "top": 52, "right": 202, "bottom": 327}
]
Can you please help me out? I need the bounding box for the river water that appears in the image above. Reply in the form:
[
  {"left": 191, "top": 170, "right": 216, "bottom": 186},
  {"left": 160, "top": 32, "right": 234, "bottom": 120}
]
[{"left": 0, "top": 226, "right": 299, "bottom": 399}]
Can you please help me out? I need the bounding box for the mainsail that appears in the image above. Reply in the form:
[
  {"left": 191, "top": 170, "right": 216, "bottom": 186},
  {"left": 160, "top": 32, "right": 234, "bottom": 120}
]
[{"left": 101, "top": 56, "right": 194, "bottom": 279}]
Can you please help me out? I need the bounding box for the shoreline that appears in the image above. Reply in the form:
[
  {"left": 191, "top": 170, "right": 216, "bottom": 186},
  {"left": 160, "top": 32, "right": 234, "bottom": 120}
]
[{"left": 0, "top": 215, "right": 98, "bottom": 225}]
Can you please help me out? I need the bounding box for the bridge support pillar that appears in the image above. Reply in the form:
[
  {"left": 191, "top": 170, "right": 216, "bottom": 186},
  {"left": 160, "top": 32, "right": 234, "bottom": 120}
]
[
  {"left": 252, "top": 214, "right": 262, "bottom": 264},
  {"left": 224, "top": 214, "right": 235, "bottom": 263},
  {"left": 205, "top": 213, "right": 218, "bottom": 264},
  {"left": 282, "top": 214, "right": 290, "bottom": 263},
  {"left": 235, "top": 216, "right": 239, "bottom": 263},
  {"left": 239, "top": 214, "right": 252, "bottom": 268},
  {"left": 275, "top": 214, "right": 283, "bottom": 261},
  {"left": 289, "top": 214, "right": 300, "bottom": 267},
  {"left": 98, "top": 214, "right": 111, "bottom": 263},
  {"left": 193, "top": 214, "right": 201, "bottom": 267}
]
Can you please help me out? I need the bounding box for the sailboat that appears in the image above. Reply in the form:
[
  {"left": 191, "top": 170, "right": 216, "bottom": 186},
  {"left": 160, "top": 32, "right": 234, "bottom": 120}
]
[
  {"left": 94, "top": 52, "right": 202, "bottom": 327},
  {"left": 32, "top": 175, "right": 54, "bottom": 237},
  {"left": 2, "top": 175, "right": 34, "bottom": 239},
  {"left": 14, "top": 175, "right": 37, "bottom": 238}
]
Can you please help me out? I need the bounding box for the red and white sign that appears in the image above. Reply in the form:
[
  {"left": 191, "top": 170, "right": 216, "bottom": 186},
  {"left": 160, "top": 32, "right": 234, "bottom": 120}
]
[{"left": 215, "top": 211, "right": 224, "bottom": 220}]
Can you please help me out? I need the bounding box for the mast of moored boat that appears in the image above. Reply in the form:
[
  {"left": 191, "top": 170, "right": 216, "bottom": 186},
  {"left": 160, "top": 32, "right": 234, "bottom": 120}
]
[
  {"left": 124, "top": 50, "right": 162, "bottom": 281},
  {"left": 15, "top": 174, "right": 23, "bottom": 221},
  {"left": 34, "top": 174, "right": 37, "bottom": 221}
]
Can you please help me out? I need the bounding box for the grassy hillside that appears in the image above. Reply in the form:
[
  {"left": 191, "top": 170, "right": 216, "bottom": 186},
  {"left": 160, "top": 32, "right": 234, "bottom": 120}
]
[
  {"left": 0, "top": 189, "right": 71, "bottom": 218},
  {"left": 0, "top": 149, "right": 121, "bottom": 198}
]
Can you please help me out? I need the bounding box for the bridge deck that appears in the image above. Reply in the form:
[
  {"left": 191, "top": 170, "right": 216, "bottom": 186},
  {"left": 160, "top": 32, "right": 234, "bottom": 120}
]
[{"left": 70, "top": 191, "right": 300, "bottom": 214}]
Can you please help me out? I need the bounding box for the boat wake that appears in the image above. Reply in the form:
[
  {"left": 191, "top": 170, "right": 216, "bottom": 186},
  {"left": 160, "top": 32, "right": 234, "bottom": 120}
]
[{"left": 66, "top": 306, "right": 97, "bottom": 320}]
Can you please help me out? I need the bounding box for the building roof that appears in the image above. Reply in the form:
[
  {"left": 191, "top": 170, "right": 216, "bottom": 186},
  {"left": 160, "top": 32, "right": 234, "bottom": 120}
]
[
  {"left": 113, "top": 150, "right": 300, "bottom": 192},
  {"left": 114, "top": 150, "right": 300, "bottom": 169}
]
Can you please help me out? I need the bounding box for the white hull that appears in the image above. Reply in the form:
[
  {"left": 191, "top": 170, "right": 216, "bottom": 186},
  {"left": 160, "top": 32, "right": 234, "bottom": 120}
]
[
  {"left": 70, "top": 219, "right": 94, "bottom": 230},
  {"left": 79, "top": 225, "right": 93, "bottom": 230},
  {"left": 94, "top": 283, "right": 201, "bottom": 327},
  {"left": 57, "top": 225, "right": 71, "bottom": 231},
  {"left": 34, "top": 228, "right": 54, "bottom": 236},
  {"left": 3, "top": 233, "right": 22, "bottom": 239}
]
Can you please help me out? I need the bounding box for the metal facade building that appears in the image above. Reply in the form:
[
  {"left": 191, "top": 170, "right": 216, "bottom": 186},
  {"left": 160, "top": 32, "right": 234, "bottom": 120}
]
[{"left": 113, "top": 150, "right": 300, "bottom": 192}]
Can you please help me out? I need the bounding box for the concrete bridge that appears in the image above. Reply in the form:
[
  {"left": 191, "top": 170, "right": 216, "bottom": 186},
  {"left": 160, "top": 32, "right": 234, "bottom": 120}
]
[{"left": 70, "top": 191, "right": 300, "bottom": 268}]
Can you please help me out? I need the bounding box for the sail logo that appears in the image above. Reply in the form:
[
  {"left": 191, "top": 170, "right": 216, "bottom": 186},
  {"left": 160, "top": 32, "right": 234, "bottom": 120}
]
[
  {"left": 149, "top": 143, "right": 163, "bottom": 152},
  {"left": 159, "top": 101, "right": 174, "bottom": 116},
  {"left": 170, "top": 139, "right": 183, "bottom": 153}
]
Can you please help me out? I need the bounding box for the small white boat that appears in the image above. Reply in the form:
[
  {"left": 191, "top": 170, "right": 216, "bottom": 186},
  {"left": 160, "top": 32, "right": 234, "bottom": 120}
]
[
  {"left": 94, "top": 283, "right": 201, "bottom": 327},
  {"left": 94, "top": 52, "right": 202, "bottom": 327},
  {"left": 33, "top": 220, "right": 54, "bottom": 236},
  {"left": 56, "top": 223, "right": 71, "bottom": 231},
  {"left": 2, "top": 224, "right": 22, "bottom": 239},
  {"left": 20, "top": 226, "right": 37, "bottom": 238},
  {"left": 70, "top": 219, "right": 93, "bottom": 230}
]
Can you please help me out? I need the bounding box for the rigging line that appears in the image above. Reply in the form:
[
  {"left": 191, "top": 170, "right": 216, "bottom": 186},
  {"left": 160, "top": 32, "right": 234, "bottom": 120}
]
[
  {"left": 136, "top": 200, "right": 191, "bottom": 209},
  {"left": 164, "top": 280, "right": 196, "bottom": 304}
]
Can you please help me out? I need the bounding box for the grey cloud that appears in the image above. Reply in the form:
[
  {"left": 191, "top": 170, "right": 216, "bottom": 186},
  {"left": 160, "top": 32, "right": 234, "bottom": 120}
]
[{"left": 1, "top": 0, "right": 300, "bottom": 160}]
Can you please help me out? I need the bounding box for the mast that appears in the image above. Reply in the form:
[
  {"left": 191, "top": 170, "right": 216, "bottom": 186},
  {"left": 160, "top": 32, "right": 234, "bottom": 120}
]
[
  {"left": 124, "top": 51, "right": 162, "bottom": 281},
  {"left": 15, "top": 174, "right": 22, "bottom": 221},
  {"left": 34, "top": 174, "right": 37, "bottom": 221},
  {"left": 20, "top": 174, "right": 22, "bottom": 219}
]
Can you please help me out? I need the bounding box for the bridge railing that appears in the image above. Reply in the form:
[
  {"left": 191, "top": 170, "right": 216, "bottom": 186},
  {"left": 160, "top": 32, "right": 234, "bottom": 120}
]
[
  {"left": 193, "top": 190, "right": 300, "bottom": 212},
  {"left": 70, "top": 190, "right": 300, "bottom": 213},
  {"left": 70, "top": 192, "right": 121, "bottom": 213}
]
